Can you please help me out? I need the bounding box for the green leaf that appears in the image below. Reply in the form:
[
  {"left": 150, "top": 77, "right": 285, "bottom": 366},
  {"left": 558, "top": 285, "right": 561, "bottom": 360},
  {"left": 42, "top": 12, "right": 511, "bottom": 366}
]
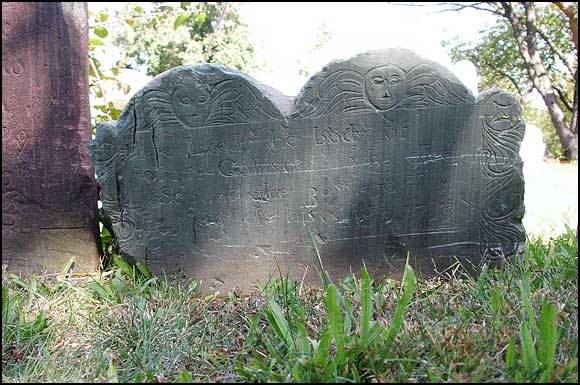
[
  {"left": 61, "top": 256, "right": 75, "bottom": 276},
  {"left": 265, "top": 295, "right": 293, "bottom": 349},
  {"left": 178, "top": 368, "right": 194, "bottom": 382},
  {"left": 491, "top": 282, "right": 500, "bottom": 313},
  {"left": 2, "top": 284, "right": 8, "bottom": 323},
  {"left": 308, "top": 229, "right": 331, "bottom": 289},
  {"left": 297, "top": 320, "right": 309, "bottom": 355},
  {"left": 107, "top": 358, "right": 119, "bottom": 383},
  {"left": 174, "top": 14, "right": 189, "bottom": 30},
  {"left": 360, "top": 267, "right": 372, "bottom": 341},
  {"left": 98, "top": 12, "right": 109, "bottom": 23},
  {"left": 89, "top": 37, "right": 105, "bottom": 47},
  {"left": 520, "top": 321, "right": 539, "bottom": 373},
  {"left": 87, "top": 281, "right": 113, "bottom": 302},
  {"left": 519, "top": 275, "right": 539, "bottom": 334},
  {"left": 10, "top": 275, "right": 30, "bottom": 291},
  {"left": 21, "top": 311, "right": 48, "bottom": 338},
  {"left": 197, "top": 12, "right": 207, "bottom": 24},
  {"left": 505, "top": 336, "right": 516, "bottom": 367},
  {"left": 243, "top": 316, "right": 259, "bottom": 350},
  {"left": 94, "top": 26, "right": 109, "bottom": 38},
  {"left": 137, "top": 277, "right": 159, "bottom": 296},
  {"left": 538, "top": 299, "right": 558, "bottom": 375},
  {"left": 136, "top": 262, "right": 153, "bottom": 279},
  {"left": 147, "top": 18, "right": 158, "bottom": 28},
  {"left": 384, "top": 264, "right": 416, "bottom": 350},
  {"left": 325, "top": 284, "right": 345, "bottom": 366},
  {"left": 313, "top": 327, "right": 332, "bottom": 367},
  {"left": 292, "top": 364, "right": 303, "bottom": 382},
  {"left": 113, "top": 254, "right": 134, "bottom": 277}
]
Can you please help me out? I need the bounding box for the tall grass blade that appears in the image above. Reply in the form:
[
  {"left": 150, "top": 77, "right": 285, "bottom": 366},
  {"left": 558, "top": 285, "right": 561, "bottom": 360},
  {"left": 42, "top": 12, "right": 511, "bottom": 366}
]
[
  {"left": 308, "top": 229, "right": 332, "bottom": 289},
  {"left": 2, "top": 284, "right": 7, "bottom": 323},
  {"left": 107, "top": 359, "right": 119, "bottom": 383},
  {"left": 136, "top": 262, "right": 153, "bottom": 279},
  {"left": 384, "top": 264, "right": 416, "bottom": 349},
  {"left": 296, "top": 320, "right": 309, "bottom": 355},
  {"left": 538, "top": 299, "right": 558, "bottom": 377},
  {"left": 87, "top": 281, "right": 114, "bottom": 302},
  {"left": 21, "top": 311, "right": 48, "bottom": 338},
  {"left": 519, "top": 275, "right": 539, "bottom": 334},
  {"left": 113, "top": 254, "right": 134, "bottom": 277},
  {"left": 61, "top": 256, "right": 75, "bottom": 276},
  {"left": 178, "top": 368, "right": 194, "bottom": 382},
  {"left": 505, "top": 336, "right": 516, "bottom": 367},
  {"left": 9, "top": 274, "right": 30, "bottom": 290},
  {"left": 265, "top": 295, "right": 294, "bottom": 349},
  {"left": 360, "top": 267, "right": 372, "bottom": 341},
  {"left": 520, "top": 321, "right": 539, "bottom": 373},
  {"left": 313, "top": 327, "right": 332, "bottom": 367},
  {"left": 326, "top": 284, "right": 346, "bottom": 366}
]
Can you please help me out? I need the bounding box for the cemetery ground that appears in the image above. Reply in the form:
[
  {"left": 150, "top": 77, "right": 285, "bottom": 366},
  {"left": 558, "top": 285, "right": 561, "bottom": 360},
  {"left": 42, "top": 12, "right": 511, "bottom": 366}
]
[{"left": 2, "top": 163, "right": 578, "bottom": 383}]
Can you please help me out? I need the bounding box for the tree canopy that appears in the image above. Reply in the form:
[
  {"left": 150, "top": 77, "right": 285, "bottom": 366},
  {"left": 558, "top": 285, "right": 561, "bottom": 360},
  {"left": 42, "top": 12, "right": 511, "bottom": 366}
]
[
  {"left": 108, "top": 2, "right": 257, "bottom": 76},
  {"left": 444, "top": 2, "right": 578, "bottom": 160},
  {"left": 88, "top": 2, "right": 259, "bottom": 127}
]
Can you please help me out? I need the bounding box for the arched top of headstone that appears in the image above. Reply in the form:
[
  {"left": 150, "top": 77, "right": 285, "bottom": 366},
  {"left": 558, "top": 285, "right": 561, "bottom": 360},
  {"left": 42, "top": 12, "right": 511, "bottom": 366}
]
[
  {"left": 118, "top": 63, "right": 287, "bottom": 133},
  {"left": 291, "top": 48, "right": 476, "bottom": 119},
  {"left": 89, "top": 63, "right": 291, "bottom": 185}
]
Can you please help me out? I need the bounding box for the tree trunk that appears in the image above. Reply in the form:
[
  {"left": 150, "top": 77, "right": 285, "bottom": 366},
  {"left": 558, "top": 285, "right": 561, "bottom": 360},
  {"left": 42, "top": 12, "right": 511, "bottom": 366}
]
[{"left": 501, "top": 2, "right": 578, "bottom": 160}]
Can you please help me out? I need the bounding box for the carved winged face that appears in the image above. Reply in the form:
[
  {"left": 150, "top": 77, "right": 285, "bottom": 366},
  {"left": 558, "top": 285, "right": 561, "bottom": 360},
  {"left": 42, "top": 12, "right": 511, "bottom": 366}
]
[
  {"left": 172, "top": 78, "right": 212, "bottom": 127},
  {"left": 365, "top": 64, "right": 407, "bottom": 110}
]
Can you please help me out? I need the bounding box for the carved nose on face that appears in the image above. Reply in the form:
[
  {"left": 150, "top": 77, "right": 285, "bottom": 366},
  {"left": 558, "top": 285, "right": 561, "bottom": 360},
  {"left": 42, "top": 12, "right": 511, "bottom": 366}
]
[{"left": 383, "top": 84, "right": 391, "bottom": 98}]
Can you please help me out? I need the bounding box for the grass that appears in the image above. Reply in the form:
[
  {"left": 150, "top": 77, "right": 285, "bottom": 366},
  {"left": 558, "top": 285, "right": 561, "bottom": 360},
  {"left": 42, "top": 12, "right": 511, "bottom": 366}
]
[{"left": 2, "top": 227, "right": 577, "bottom": 383}]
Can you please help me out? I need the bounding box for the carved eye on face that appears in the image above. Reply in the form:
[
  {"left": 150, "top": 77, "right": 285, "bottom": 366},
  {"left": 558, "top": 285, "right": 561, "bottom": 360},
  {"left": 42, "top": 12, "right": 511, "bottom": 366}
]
[
  {"left": 179, "top": 97, "right": 193, "bottom": 105},
  {"left": 197, "top": 95, "right": 209, "bottom": 104},
  {"left": 372, "top": 76, "right": 384, "bottom": 85},
  {"left": 390, "top": 75, "right": 401, "bottom": 84}
]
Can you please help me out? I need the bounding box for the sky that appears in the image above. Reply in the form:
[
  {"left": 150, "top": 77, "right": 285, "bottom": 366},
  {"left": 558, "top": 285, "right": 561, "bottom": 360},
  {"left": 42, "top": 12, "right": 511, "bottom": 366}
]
[
  {"left": 237, "top": 2, "right": 498, "bottom": 95},
  {"left": 89, "top": 2, "right": 499, "bottom": 97}
]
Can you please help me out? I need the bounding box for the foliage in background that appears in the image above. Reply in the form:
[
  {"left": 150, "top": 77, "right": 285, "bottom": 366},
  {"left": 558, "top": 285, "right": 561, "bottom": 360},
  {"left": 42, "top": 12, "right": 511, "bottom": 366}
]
[
  {"left": 109, "top": 2, "right": 257, "bottom": 77},
  {"left": 88, "top": 8, "right": 130, "bottom": 130},
  {"left": 445, "top": 4, "right": 574, "bottom": 98},
  {"left": 87, "top": 2, "right": 259, "bottom": 132},
  {"left": 444, "top": 2, "right": 578, "bottom": 160}
]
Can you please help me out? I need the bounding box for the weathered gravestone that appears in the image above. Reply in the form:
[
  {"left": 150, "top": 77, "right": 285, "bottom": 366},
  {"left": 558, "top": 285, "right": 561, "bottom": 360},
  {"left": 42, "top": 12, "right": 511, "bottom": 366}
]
[
  {"left": 89, "top": 48, "right": 525, "bottom": 292},
  {"left": 2, "top": 2, "right": 100, "bottom": 274}
]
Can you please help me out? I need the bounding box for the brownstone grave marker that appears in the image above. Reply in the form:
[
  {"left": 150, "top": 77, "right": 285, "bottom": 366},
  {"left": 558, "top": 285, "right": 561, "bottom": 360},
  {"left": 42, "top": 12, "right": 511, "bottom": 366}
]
[{"left": 2, "top": 2, "right": 100, "bottom": 274}]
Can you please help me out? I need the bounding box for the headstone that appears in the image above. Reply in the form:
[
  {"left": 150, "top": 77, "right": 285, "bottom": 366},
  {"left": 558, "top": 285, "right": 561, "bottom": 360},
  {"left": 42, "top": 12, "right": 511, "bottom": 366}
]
[
  {"left": 89, "top": 49, "right": 525, "bottom": 292},
  {"left": 2, "top": 3, "right": 100, "bottom": 274},
  {"left": 519, "top": 123, "right": 546, "bottom": 170}
]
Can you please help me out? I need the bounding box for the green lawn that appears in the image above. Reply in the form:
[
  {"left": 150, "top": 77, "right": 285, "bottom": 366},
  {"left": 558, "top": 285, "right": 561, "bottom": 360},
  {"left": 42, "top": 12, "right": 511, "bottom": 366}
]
[{"left": 2, "top": 229, "right": 577, "bottom": 383}]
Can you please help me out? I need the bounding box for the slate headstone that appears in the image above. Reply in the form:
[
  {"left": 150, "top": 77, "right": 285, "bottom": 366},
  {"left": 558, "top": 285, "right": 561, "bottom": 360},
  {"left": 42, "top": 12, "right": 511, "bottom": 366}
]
[
  {"left": 2, "top": 2, "right": 100, "bottom": 274},
  {"left": 89, "top": 49, "right": 525, "bottom": 292}
]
